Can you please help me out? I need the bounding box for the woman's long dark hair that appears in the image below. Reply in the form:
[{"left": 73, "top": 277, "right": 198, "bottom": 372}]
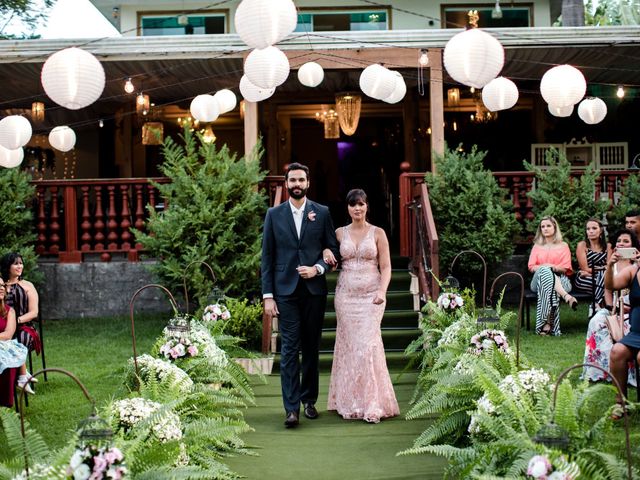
[
  {"left": 584, "top": 217, "right": 607, "bottom": 251},
  {"left": 0, "top": 252, "right": 23, "bottom": 282}
]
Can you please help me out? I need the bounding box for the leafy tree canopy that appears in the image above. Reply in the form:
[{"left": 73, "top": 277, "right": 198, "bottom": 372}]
[{"left": 0, "top": 0, "right": 55, "bottom": 39}]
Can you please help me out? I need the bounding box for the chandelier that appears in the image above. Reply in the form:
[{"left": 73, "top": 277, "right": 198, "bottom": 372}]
[
  {"left": 315, "top": 106, "right": 340, "bottom": 139},
  {"left": 335, "top": 93, "right": 361, "bottom": 136},
  {"left": 471, "top": 101, "right": 498, "bottom": 123},
  {"left": 31, "top": 101, "right": 45, "bottom": 122}
]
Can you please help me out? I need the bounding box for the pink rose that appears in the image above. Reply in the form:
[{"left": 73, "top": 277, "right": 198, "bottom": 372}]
[
  {"left": 187, "top": 345, "right": 199, "bottom": 356},
  {"left": 308, "top": 211, "right": 316, "bottom": 221}
]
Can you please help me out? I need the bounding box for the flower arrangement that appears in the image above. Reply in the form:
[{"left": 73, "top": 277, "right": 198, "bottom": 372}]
[
  {"left": 13, "top": 464, "right": 67, "bottom": 480},
  {"left": 111, "top": 397, "right": 182, "bottom": 443},
  {"left": 202, "top": 303, "right": 231, "bottom": 323},
  {"left": 157, "top": 319, "right": 228, "bottom": 368},
  {"left": 130, "top": 354, "right": 193, "bottom": 392},
  {"left": 67, "top": 445, "right": 127, "bottom": 480},
  {"left": 527, "top": 454, "right": 579, "bottom": 480},
  {"left": 469, "top": 329, "right": 511, "bottom": 356},
  {"left": 437, "top": 292, "right": 464, "bottom": 311}
]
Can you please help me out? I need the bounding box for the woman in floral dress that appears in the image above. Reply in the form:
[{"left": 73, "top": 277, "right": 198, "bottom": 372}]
[
  {"left": 582, "top": 229, "right": 639, "bottom": 384},
  {"left": 0, "top": 278, "right": 27, "bottom": 407}
]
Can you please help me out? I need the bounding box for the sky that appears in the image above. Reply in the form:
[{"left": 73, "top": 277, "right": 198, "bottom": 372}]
[{"left": 4, "top": 0, "right": 121, "bottom": 39}]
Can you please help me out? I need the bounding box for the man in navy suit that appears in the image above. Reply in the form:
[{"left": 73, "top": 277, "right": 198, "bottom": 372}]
[{"left": 262, "top": 163, "right": 339, "bottom": 428}]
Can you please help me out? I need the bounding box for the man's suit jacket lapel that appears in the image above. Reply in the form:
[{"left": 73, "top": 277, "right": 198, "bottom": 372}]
[
  {"left": 299, "top": 201, "right": 313, "bottom": 243},
  {"left": 282, "top": 202, "right": 298, "bottom": 242}
]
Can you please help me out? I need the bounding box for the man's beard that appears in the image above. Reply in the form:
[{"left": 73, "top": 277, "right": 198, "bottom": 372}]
[{"left": 287, "top": 186, "right": 308, "bottom": 199}]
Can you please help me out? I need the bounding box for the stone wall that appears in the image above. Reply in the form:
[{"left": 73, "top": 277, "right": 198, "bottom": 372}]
[{"left": 38, "top": 259, "right": 174, "bottom": 319}]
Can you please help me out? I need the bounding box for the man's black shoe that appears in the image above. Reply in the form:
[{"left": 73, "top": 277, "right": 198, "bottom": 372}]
[
  {"left": 303, "top": 403, "right": 319, "bottom": 419},
  {"left": 284, "top": 411, "right": 299, "bottom": 428}
]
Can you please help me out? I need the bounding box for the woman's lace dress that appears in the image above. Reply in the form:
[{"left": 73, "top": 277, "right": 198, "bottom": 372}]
[{"left": 327, "top": 225, "right": 399, "bottom": 423}]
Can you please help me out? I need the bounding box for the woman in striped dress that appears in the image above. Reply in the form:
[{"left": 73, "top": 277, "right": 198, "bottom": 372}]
[
  {"left": 0, "top": 253, "right": 39, "bottom": 395},
  {"left": 574, "top": 218, "right": 610, "bottom": 311},
  {"left": 528, "top": 216, "right": 577, "bottom": 335}
]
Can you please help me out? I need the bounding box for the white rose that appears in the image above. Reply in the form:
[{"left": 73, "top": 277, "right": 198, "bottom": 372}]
[
  {"left": 69, "top": 450, "right": 84, "bottom": 469},
  {"left": 73, "top": 463, "right": 91, "bottom": 480},
  {"left": 482, "top": 339, "right": 494, "bottom": 350},
  {"left": 528, "top": 460, "right": 548, "bottom": 478},
  {"left": 441, "top": 297, "right": 451, "bottom": 308}
]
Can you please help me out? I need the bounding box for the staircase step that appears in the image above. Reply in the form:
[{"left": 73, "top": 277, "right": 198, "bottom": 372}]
[
  {"left": 321, "top": 309, "right": 419, "bottom": 329},
  {"left": 325, "top": 291, "right": 415, "bottom": 312}
]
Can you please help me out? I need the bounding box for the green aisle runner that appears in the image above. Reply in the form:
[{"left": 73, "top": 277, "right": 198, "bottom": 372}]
[{"left": 225, "top": 371, "right": 446, "bottom": 479}]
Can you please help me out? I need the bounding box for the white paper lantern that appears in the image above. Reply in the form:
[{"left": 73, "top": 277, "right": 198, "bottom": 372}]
[
  {"left": 443, "top": 28, "right": 505, "bottom": 89},
  {"left": 359, "top": 64, "right": 396, "bottom": 100},
  {"left": 41, "top": 47, "right": 105, "bottom": 110},
  {"left": 481, "top": 77, "right": 519, "bottom": 112},
  {"left": 298, "top": 62, "right": 324, "bottom": 87},
  {"left": 0, "top": 115, "right": 32, "bottom": 150},
  {"left": 213, "top": 89, "right": 237, "bottom": 114},
  {"left": 578, "top": 97, "right": 607, "bottom": 125},
  {"left": 244, "top": 46, "right": 290, "bottom": 89},
  {"left": 548, "top": 104, "right": 574, "bottom": 117},
  {"left": 234, "top": 0, "right": 297, "bottom": 49},
  {"left": 48, "top": 126, "right": 76, "bottom": 152},
  {"left": 383, "top": 71, "right": 407, "bottom": 104},
  {"left": 239, "top": 75, "right": 275, "bottom": 102},
  {"left": 190, "top": 94, "right": 220, "bottom": 122},
  {"left": 0, "top": 145, "right": 23, "bottom": 168},
  {"left": 540, "top": 65, "right": 586, "bottom": 108}
]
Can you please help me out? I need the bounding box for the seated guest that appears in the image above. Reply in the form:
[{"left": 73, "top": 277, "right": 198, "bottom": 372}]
[
  {"left": 0, "top": 278, "right": 27, "bottom": 408},
  {"left": 625, "top": 210, "right": 640, "bottom": 239},
  {"left": 0, "top": 252, "right": 39, "bottom": 395},
  {"left": 528, "top": 216, "right": 576, "bottom": 336},
  {"left": 582, "top": 229, "right": 638, "bottom": 384},
  {"left": 574, "top": 218, "right": 610, "bottom": 311}
]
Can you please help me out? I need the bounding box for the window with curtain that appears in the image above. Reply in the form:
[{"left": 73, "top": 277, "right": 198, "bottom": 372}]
[
  {"left": 294, "top": 9, "right": 389, "bottom": 32},
  {"left": 139, "top": 12, "right": 226, "bottom": 36},
  {"left": 442, "top": 4, "right": 533, "bottom": 28}
]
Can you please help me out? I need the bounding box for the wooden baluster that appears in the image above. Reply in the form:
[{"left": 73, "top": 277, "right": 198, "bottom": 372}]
[
  {"left": 36, "top": 186, "right": 47, "bottom": 254},
  {"left": 607, "top": 175, "right": 617, "bottom": 206},
  {"left": 512, "top": 176, "right": 522, "bottom": 222},
  {"left": 80, "top": 186, "right": 92, "bottom": 251},
  {"left": 134, "top": 184, "right": 145, "bottom": 250},
  {"left": 594, "top": 175, "right": 602, "bottom": 202},
  {"left": 49, "top": 187, "right": 60, "bottom": 254},
  {"left": 147, "top": 184, "right": 156, "bottom": 212},
  {"left": 119, "top": 185, "right": 132, "bottom": 251},
  {"left": 523, "top": 176, "right": 535, "bottom": 221},
  {"left": 93, "top": 186, "right": 109, "bottom": 261},
  {"left": 106, "top": 185, "right": 119, "bottom": 252}
]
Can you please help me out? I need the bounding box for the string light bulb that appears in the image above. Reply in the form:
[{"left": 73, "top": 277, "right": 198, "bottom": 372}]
[
  {"left": 616, "top": 86, "right": 625, "bottom": 99},
  {"left": 124, "top": 78, "right": 134, "bottom": 94},
  {"left": 492, "top": 0, "right": 503, "bottom": 19},
  {"left": 99, "top": 119, "right": 104, "bottom": 128},
  {"left": 418, "top": 49, "right": 429, "bottom": 67}
]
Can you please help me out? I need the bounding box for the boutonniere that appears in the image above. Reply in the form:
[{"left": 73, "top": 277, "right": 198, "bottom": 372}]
[{"left": 307, "top": 211, "right": 316, "bottom": 222}]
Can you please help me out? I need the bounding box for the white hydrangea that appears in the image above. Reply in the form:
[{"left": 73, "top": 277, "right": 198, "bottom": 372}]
[
  {"left": 501, "top": 368, "right": 550, "bottom": 399},
  {"left": 452, "top": 353, "right": 477, "bottom": 376},
  {"left": 437, "top": 320, "right": 466, "bottom": 346},
  {"left": 134, "top": 353, "right": 193, "bottom": 391},
  {"left": 151, "top": 410, "right": 183, "bottom": 443},
  {"left": 468, "top": 394, "right": 496, "bottom": 434},
  {"left": 191, "top": 324, "right": 228, "bottom": 368},
  {"left": 112, "top": 397, "right": 183, "bottom": 443},
  {"left": 12, "top": 464, "right": 67, "bottom": 479}
]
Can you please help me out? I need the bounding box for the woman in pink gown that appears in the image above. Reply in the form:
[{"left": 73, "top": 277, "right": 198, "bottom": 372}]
[{"left": 325, "top": 189, "right": 400, "bottom": 423}]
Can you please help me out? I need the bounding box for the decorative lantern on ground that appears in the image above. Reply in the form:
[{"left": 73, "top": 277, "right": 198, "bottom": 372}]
[
  {"left": 234, "top": 0, "right": 297, "bottom": 49},
  {"left": 240, "top": 75, "right": 275, "bottom": 102},
  {"left": 166, "top": 314, "right": 191, "bottom": 341},
  {"left": 244, "top": 46, "right": 290, "bottom": 89},
  {"left": 359, "top": 64, "right": 396, "bottom": 100},
  {"left": 298, "top": 61, "right": 324, "bottom": 87},
  {"left": 0, "top": 145, "right": 23, "bottom": 168},
  {"left": 77, "top": 411, "right": 114, "bottom": 448},
  {"left": 190, "top": 94, "right": 220, "bottom": 123},
  {"left": 443, "top": 10, "right": 505, "bottom": 89},
  {"left": 49, "top": 126, "right": 76, "bottom": 152},
  {"left": 540, "top": 64, "right": 586, "bottom": 108},
  {"left": 577, "top": 97, "right": 607, "bottom": 125},
  {"left": 482, "top": 76, "right": 519, "bottom": 111},
  {"left": 213, "top": 89, "right": 237, "bottom": 114},
  {"left": 0, "top": 115, "right": 32, "bottom": 150},
  {"left": 41, "top": 47, "right": 105, "bottom": 110},
  {"left": 383, "top": 71, "right": 407, "bottom": 104},
  {"left": 548, "top": 104, "right": 573, "bottom": 117},
  {"left": 335, "top": 93, "right": 361, "bottom": 136}
]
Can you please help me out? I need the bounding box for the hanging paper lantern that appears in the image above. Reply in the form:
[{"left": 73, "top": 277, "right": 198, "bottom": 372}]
[
  {"left": 540, "top": 65, "right": 586, "bottom": 108},
  {"left": 48, "top": 126, "right": 76, "bottom": 152},
  {"left": 213, "top": 89, "right": 237, "bottom": 114},
  {"left": 190, "top": 94, "right": 220, "bottom": 122},
  {"left": 578, "top": 97, "right": 607, "bottom": 125},
  {"left": 548, "top": 104, "right": 574, "bottom": 117},
  {"left": 359, "top": 64, "right": 396, "bottom": 100},
  {"left": 0, "top": 115, "right": 32, "bottom": 150},
  {"left": 239, "top": 75, "right": 275, "bottom": 102},
  {"left": 481, "top": 77, "right": 519, "bottom": 111},
  {"left": 234, "top": 0, "right": 297, "bottom": 49},
  {"left": 41, "top": 47, "right": 105, "bottom": 110},
  {"left": 0, "top": 145, "right": 23, "bottom": 168},
  {"left": 383, "top": 71, "right": 407, "bottom": 104},
  {"left": 298, "top": 62, "right": 324, "bottom": 87},
  {"left": 244, "top": 46, "right": 290, "bottom": 89},
  {"left": 443, "top": 28, "right": 505, "bottom": 89}
]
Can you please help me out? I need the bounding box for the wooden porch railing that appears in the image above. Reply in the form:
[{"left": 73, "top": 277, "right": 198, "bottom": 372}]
[{"left": 32, "top": 175, "right": 288, "bottom": 264}]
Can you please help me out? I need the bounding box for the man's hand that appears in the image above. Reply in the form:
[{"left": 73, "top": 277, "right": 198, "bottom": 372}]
[
  {"left": 297, "top": 265, "right": 318, "bottom": 279},
  {"left": 264, "top": 298, "right": 279, "bottom": 317}
]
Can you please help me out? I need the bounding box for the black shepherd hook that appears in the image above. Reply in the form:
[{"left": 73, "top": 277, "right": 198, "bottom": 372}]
[
  {"left": 182, "top": 260, "right": 217, "bottom": 314},
  {"left": 489, "top": 271, "right": 524, "bottom": 367},
  {"left": 129, "top": 284, "right": 178, "bottom": 381},
  {"left": 18, "top": 368, "right": 95, "bottom": 479},
  {"left": 553, "top": 363, "right": 632, "bottom": 480},
  {"left": 450, "top": 250, "right": 487, "bottom": 307}
]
